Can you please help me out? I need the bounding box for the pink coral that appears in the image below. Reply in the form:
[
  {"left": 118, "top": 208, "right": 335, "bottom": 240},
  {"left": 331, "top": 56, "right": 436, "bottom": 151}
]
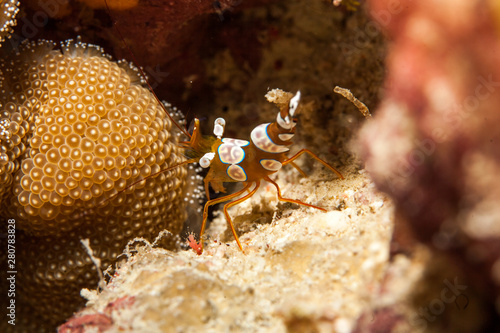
[{"left": 359, "top": 0, "right": 500, "bottom": 328}]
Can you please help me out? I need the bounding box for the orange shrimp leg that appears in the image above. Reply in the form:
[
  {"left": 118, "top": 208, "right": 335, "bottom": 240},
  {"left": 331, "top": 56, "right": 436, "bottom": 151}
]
[
  {"left": 200, "top": 182, "right": 259, "bottom": 253},
  {"left": 221, "top": 181, "right": 260, "bottom": 254},
  {"left": 288, "top": 161, "right": 307, "bottom": 178},
  {"left": 264, "top": 176, "right": 326, "bottom": 212},
  {"left": 282, "top": 149, "right": 344, "bottom": 180}
]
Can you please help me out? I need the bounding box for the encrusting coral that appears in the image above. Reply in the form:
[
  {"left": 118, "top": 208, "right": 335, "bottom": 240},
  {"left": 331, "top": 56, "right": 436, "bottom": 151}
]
[
  {"left": 0, "top": 39, "right": 189, "bottom": 331},
  {"left": 0, "top": 0, "right": 18, "bottom": 44}
]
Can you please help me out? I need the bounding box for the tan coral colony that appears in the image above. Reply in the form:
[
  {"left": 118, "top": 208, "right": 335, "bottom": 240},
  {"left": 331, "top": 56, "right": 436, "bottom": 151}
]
[{"left": 0, "top": 39, "right": 189, "bottom": 329}]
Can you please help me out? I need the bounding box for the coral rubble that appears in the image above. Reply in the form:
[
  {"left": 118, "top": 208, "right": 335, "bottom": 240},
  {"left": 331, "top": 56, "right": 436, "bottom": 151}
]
[{"left": 61, "top": 171, "right": 392, "bottom": 333}]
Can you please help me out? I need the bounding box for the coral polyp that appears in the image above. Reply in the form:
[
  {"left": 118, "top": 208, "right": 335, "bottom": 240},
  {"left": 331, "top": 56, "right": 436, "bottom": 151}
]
[
  {"left": 0, "top": 39, "right": 189, "bottom": 330},
  {"left": 1, "top": 39, "right": 187, "bottom": 236},
  {"left": 0, "top": 0, "right": 18, "bottom": 44}
]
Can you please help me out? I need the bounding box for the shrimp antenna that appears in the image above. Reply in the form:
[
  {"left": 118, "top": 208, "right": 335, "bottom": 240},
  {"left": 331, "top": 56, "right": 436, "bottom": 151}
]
[
  {"left": 102, "top": 0, "right": 192, "bottom": 138},
  {"left": 94, "top": 159, "right": 196, "bottom": 210}
]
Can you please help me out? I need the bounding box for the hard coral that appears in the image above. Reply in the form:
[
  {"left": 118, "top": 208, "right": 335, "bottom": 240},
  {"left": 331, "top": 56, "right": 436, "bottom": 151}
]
[
  {"left": 1, "top": 39, "right": 187, "bottom": 236},
  {"left": 0, "top": 39, "right": 188, "bottom": 331},
  {"left": 0, "top": 103, "right": 31, "bottom": 204},
  {"left": 0, "top": 0, "right": 18, "bottom": 44}
]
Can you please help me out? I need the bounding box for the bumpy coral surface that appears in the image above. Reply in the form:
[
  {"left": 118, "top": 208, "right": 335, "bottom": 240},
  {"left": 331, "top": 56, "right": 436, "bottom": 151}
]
[
  {"left": 0, "top": 39, "right": 188, "bottom": 331},
  {"left": 0, "top": 102, "right": 30, "bottom": 205},
  {"left": 0, "top": 0, "right": 18, "bottom": 43},
  {"left": 1, "top": 39, "right": 187, "bottom": 236}
]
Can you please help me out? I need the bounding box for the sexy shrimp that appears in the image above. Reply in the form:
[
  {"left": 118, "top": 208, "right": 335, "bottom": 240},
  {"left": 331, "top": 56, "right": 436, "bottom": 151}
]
[{"left": 101, "top": 1, "right": 344, "bottom": 254}]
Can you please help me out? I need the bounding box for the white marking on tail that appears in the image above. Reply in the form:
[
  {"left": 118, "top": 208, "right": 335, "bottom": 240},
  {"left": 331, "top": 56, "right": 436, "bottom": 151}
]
[
  {"left": 251, "top": 123, "right": 289, "bottom": 153},
  {"left": 278, "top": 133, "right": 294, "bottom": 141}
]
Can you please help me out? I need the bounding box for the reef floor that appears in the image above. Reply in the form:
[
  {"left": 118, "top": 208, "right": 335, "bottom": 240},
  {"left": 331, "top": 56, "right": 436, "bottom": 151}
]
[{"left": 60, "top": 161, "right": 411, "bottom": 333}]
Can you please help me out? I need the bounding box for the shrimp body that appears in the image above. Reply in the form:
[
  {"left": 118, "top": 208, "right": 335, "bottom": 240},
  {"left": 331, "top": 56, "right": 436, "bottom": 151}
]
[{"left": 186, "top": 91, "right": 343, "bottom": 253}]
